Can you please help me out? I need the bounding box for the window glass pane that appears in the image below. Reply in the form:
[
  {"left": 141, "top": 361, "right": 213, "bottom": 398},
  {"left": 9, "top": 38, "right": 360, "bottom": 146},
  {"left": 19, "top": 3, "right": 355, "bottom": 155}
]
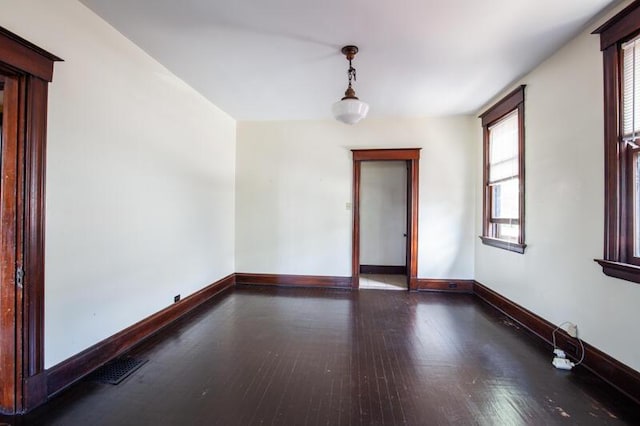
[
  {"left": 623, "top": 36, "right": 640, "bottom": 138},
  {"left": 491, "top": 178, "right": 519, "bottom": 219},
  {"left": 489, "top": 110, "right": 518, "bottom": 183},
  {"left": 490, "top": 157, "right": 517, "bottom": 182},
  {"left": 495, "top": 224, "right": 519, "bottom": 242},
  {"left": 489, "top": 110, "right": 518, "bottom": 182},
  {"left": 635, "top": 152, "right": 640, "bottom": 257}
]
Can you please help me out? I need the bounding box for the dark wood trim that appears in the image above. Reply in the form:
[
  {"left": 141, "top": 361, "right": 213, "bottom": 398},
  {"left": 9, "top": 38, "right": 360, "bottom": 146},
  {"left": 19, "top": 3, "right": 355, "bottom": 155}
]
[
  {"left": 22, "top": 371, "right": 46, "bottom": 411},
  {"left": 46, "top": 274, "right": 235, "bottom": 398},
  {"left": 479, "top": 85, "right": 526, "bottom": 126},
  {"left": 352, "top": 161, "right": 361, "bottom": 288},
  {"left": 595, "top": 3, "right": 640, "bottom": 284},
  {"left": 0, "top": 26, "right": 62, "bottom": 82},
  {"left": 22, "top": 76, "right": 49, "bottom": 411},
  {"left": 474, "top": 281, "right": 640, "bottom": 405},
  {"left": 351, "top": 149, "right": 421, "bottom": 291},
  {"left": 517, "top": 100, "right": 526, "bottom": 249},
  {"left": 593, "top": 0, "right": 640, "bottom": 51},
  {"left": 603, "top": 45, "right": 622, "bottom": 262},
  {"left": 480, "top": 86, "right": 526, "bottom": 253},
  {"left": 595, "top": 259, "right": 640, "bottom": 283},
  {"left": 0, "top": 75, "right": 20, "bottom": 415},
  {"left": 416, "top": 279, "right": 474, "bottom": 293},
  {"left": 479, "top": 236, "right": 526, "bottom": 254},
  {"left": 407, "top": 158, "right": 419, "bottom": 290},
  {"left": 352, "top": 148, "right": 420, "bottom": 161},
  {"left": 235, "top": 273, "right": 352, "bottom": 289},
  {"left": 0, "top": 28, "right": 60, "bottom": 415},
  {"left": 360, "top": 265, "right": 407, "bottom": 275}
]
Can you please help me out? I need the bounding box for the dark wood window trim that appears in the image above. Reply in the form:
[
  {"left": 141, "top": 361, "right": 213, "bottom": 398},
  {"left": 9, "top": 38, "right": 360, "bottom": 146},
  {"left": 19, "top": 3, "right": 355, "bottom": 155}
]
[
  {"left": 479, "top": 85, "right": 526, "bottom": 254},
  {"left": 0, "top": 26, "right": 61, "bottom": 414},
  {"left": 352, "top": 149, "right": 420, "bottom": 290},
  {"left": 593, "top": 1, "right": 640, "bottom": 284}
]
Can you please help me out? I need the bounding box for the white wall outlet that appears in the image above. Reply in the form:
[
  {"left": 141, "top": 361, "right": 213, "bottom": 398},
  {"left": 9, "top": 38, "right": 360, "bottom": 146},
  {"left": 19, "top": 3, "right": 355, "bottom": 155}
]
[{"left": 566, "top": 323, "right": 578, "bottom": 338}]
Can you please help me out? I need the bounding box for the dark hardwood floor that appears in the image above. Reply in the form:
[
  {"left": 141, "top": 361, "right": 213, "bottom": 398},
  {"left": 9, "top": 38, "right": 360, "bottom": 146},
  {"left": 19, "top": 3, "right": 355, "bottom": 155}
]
[{"left": 2, "top": 286, "right": 639, "bottom": 425}]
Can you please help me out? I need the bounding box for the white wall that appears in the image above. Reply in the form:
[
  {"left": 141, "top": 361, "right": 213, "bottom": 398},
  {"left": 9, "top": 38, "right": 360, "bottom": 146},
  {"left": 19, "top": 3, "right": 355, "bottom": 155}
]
[
  {"left": 360, "top": 161, "right": 406, "bottom": 266},
  {"left": 0, "top": 0, "right": 237, "bottom": 368},
  {"left": 236, "top": 117, "right": 475, "bottom": 279},
  {"left": 475, "top": 1, "right": 640, "bottom": 371},
  {"left": 9, "top": 0, "right": 633, "bottom": 376}
]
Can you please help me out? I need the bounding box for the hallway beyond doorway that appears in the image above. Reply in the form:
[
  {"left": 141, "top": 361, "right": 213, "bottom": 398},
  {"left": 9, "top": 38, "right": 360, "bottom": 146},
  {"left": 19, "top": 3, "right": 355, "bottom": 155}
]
[{"left": 359, "top": 273, "right": 407, "bottom": 290}]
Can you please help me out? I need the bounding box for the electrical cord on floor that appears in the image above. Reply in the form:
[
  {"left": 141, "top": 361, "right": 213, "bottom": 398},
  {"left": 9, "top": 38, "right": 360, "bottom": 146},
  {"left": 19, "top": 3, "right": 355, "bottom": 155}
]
[{"left": 552, "top": 321, "right": 585, "bottom": 366}]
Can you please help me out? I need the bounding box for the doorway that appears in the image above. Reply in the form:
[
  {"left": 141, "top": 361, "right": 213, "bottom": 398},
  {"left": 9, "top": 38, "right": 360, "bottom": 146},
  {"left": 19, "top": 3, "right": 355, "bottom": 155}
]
[
  {"left": 358, "top": 160, "right": 407, "bottom": 290},
  {"left": 0, "top": 27, "right": 60, "bottom": 415},
  {"left": 351, "top": 149, "right": 420, "bottom": 291}
]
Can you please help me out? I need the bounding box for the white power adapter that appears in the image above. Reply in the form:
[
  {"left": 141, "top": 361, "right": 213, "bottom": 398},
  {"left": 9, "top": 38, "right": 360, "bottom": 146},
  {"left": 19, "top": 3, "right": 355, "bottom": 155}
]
[
  {"left": 551, "top": 321, "right": 584, "bottom": 371},
  {"left": 552, "top": 357, "right": 575, "bottom": 370},
  {"left": 552, "top": 348, "right": 574, "bottom": 370}
]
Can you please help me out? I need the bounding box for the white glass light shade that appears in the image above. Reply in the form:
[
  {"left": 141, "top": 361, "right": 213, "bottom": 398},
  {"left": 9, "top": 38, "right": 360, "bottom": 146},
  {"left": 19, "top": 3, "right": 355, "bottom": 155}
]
[{"left": 332, "top": 98, "right": 370, "bottom": 125}]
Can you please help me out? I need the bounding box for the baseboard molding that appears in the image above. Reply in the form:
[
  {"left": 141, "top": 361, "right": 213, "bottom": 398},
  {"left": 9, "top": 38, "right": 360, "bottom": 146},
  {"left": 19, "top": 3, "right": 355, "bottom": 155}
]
[
  {"left": 46, "top": 274, "right": 235, "bottom": 398},
  {"left": 474, "top": 281, "right": 640, "bottom": 405},
  {"left": 235, "top": 273, "right": 352, "bottom": 289},
  {"left": 23, "top": 371, "right": 47, "bottom": 413},
  {"left": 416, "top": 279, "right": 474, "bottom": 293},
  {"left": 37, "top": 274, "right": 640, "bottom": 411},
  {"left": 360, "top": 265, "right": 407, "bottom": 275}
]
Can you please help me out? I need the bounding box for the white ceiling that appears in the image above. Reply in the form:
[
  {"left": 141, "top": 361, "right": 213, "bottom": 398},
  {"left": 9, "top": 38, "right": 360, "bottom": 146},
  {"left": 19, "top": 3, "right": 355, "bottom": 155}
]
[{"left": 79, "top": 0, "right": 617, "bottom": 121}]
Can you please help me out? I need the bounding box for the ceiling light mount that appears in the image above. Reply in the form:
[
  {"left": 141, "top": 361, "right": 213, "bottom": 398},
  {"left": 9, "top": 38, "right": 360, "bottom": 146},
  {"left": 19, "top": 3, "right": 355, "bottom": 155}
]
[
  {"left": 341, "top": 45, "right": 358, "bottom": 61},
  {"left": 332, "top": 45, "right": 369, "bottom": 125}
]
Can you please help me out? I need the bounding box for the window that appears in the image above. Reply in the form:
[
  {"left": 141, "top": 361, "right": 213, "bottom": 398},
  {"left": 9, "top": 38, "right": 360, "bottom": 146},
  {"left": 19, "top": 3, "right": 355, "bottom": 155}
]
[
  {"left": 479, "top": 86, "right": 526, "bottom": 253},
  {"left": 594, "top": 0, "right": 640, "bottom": 283}
]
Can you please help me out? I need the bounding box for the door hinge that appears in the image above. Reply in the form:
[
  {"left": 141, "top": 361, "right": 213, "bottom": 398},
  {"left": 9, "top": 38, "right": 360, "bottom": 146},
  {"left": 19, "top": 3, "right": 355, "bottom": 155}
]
[{"left": 16, "top": 266, "right": 24, "bottom": 288}]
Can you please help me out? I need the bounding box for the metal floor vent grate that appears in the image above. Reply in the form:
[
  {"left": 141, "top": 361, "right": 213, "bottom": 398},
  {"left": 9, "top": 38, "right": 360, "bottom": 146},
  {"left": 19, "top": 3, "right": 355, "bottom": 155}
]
[{"left": 89, "top": 357, "right": 147, "bottom": 385}]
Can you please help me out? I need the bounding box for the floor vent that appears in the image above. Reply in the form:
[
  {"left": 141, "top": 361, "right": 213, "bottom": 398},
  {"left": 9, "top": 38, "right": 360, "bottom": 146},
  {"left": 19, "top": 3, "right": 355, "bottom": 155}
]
[{"left": 89, "top": 357, "right": 147, "bottom": 385}]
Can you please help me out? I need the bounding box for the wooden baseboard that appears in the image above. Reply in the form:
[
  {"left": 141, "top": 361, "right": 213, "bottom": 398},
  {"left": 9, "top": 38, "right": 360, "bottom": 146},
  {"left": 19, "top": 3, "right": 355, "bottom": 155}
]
[
  {"left": 235, "top": 273, "right": 352, "bottom": 289},
  {"left": 23, "top": 371, "right": 47, "bottom": 413},
  {"left": 416, "top": 279, "right": 474, "bottom": 293},
  {"left": 40, "top": 273, "right": 640, "bottom": 410},
  {"left": 360, "top": 265, "right": 407, "bottom": 275},
  {"left": 474, "top": 281, "right": 640, "bottom": 405},
  {"left": 46, "top": 274, "right": 235, "bottom": 397}
]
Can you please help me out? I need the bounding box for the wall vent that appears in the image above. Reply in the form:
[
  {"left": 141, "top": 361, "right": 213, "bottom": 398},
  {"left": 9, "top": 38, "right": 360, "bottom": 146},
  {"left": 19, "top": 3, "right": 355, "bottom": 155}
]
[{"left": 88, "top": 357, "right": 147, "bottom": 385}]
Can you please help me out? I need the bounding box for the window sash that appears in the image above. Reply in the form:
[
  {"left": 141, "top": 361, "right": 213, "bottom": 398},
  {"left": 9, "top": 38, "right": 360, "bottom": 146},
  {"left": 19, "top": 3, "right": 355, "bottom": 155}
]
[
  {"left": 593, "top": 0, "right": 640, "bottom": 284},
  {"left": 623, "top": 37, "right": 640, "bottom": 266},
  {"left": 625, "top": 146, "right": 640, "bottom": 265},
  {"left": 633, "top": 150, "right": 640, "bottom": 258},
  {"left": 489, "top": 176, "right": 519, "bottom": 221},
  {"left": 491, "top": 223, "right": 519, "bottom": 242},
  {"left": 489, "top": 218, "right": 520, "bottom": 224},
  {"left": 622, "top": 36, "right": 640, "bottom": 141},
  {"left": 488, "top": 110, "right": 519, "bottom": 183},
  {"left": 479, "top": 85, "right": 525, "bottom": 253}
]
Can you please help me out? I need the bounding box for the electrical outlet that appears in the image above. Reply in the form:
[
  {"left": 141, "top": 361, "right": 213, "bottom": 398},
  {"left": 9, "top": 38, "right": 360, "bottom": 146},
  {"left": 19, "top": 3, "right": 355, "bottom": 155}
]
[
  {"left": 566, "top": 323, "right": 578, "bottom": 338},
  {"left": 566, "top": 341, "right": 578, "bottom": 356},
  {"left": 174, "top": 294, "right": 180, "bottom": 303}
]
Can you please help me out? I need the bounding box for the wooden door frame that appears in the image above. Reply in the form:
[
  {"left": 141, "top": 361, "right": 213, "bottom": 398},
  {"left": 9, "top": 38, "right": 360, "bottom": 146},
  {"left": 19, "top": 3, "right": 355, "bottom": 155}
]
[
  {"left": 352, "top": 149, "right": 421, "bottom": 290},
  {"left": 0, "top": 26, "right": 60, "bottom": 415}
]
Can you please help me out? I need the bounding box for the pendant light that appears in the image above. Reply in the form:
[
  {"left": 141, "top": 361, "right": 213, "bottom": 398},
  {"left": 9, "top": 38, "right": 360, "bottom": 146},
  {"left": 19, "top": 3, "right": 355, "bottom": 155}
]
[{"left": 332, "top": 45, "right": 369, "bottom": 125}]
